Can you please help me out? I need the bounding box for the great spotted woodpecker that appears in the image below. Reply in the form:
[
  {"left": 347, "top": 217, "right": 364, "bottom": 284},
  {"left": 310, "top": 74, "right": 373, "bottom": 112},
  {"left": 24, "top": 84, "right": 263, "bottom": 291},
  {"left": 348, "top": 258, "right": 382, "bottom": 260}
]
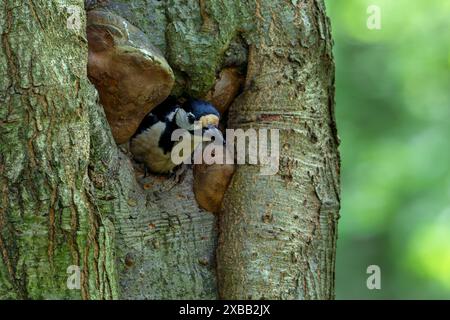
[{"left": 130, "top": 98, "right": 222, "bottom": 174}]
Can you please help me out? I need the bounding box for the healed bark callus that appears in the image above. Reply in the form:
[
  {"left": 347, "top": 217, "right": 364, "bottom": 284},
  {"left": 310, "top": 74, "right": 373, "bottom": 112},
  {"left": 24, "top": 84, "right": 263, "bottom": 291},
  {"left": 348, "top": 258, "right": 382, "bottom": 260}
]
[
  {"left": 193, "top": 150, "right": 235, "bottom": 213},
  {"left": 204, "top": 68, "right": 243, "bottom": 115},
  {"left": 87, "top": 9, "right": 175, "bottom": 144}
]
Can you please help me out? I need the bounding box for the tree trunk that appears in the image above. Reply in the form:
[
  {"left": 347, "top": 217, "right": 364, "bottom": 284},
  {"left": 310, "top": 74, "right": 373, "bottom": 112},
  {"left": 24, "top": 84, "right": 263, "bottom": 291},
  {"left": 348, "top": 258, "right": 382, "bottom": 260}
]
[
  {"left": 0, "top": 0, "right": 117, "bottom": 299},
  {"left": 217, "top": 1, "right": 340, "bottom": 299},
  {"left": 0, "top": 0, "right": 339, "bottom": 299}
]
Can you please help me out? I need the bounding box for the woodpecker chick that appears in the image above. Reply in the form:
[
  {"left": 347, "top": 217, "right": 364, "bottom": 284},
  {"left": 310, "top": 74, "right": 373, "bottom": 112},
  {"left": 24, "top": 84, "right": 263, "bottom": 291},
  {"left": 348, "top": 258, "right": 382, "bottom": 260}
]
[{"left": 130, "top": 98, "right": 222, "bottom": 175}]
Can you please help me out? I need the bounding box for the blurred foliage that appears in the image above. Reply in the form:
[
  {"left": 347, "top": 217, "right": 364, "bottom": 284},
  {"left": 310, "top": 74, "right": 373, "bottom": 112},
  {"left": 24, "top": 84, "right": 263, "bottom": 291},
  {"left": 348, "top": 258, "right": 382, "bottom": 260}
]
[{"left": 325, "top": 0, "right": 450, "bottom": 299}]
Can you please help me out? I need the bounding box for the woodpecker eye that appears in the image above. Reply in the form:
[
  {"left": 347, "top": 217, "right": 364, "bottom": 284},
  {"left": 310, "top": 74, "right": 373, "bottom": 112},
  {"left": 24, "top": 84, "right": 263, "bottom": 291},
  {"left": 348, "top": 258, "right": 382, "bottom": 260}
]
[{"left": 187, "top": 113, "right": 195, "bottom": 124}]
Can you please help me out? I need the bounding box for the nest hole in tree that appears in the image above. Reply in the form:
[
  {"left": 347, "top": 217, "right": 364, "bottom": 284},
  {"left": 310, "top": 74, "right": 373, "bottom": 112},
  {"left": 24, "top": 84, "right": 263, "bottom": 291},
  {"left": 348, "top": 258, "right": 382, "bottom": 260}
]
[{"left": 85, "top": 6, "right": 246, "bottom": 213}]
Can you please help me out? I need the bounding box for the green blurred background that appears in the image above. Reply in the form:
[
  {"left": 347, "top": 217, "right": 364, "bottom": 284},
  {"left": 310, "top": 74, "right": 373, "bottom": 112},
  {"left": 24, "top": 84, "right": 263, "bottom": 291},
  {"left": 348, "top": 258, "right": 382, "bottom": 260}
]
[{"left": 325, "top": 0, "right": 450, "bottom": 299}]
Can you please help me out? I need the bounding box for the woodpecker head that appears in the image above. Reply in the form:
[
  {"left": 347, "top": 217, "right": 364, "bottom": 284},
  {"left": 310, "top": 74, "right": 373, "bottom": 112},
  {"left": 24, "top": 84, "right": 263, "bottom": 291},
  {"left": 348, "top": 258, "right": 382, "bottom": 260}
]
[{"left": 181, "top": 99, "right": 222, "bottom": 142}]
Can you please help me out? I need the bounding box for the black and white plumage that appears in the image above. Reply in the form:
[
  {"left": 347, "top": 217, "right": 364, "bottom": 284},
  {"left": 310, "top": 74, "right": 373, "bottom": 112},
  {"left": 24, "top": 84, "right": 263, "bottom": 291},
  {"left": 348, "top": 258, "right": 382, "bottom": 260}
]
[{"left": 130, "top": 98, "right": 222, "bottom": 174}]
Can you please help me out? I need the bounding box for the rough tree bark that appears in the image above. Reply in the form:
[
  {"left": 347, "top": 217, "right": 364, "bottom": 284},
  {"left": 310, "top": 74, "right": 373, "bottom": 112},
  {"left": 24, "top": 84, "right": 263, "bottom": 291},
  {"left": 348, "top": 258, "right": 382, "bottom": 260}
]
[
  {"left": 0, "top": 0, "right": 339, "bottom": 299},
  {"left": 0, "top": 0, "right": 120, "bottom": 299},
  {"left": 217, "top": 1, "right": 340, "bottom": 299}
]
